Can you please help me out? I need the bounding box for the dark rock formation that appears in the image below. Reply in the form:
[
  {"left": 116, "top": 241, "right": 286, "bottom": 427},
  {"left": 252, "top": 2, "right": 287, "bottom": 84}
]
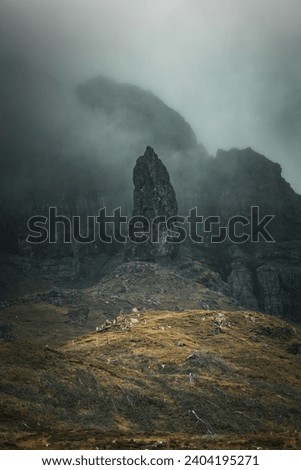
[
  {"left": 188, "top": 147, "right": 301, "bottom": 322},
  {"left": 133, "top": 146, "right": 178, "bottom": 218},
  {"left": 202, "top": 148, "right": 301, "bottom": 240},
  {"left": 128, "top": 146, "right": 178, "bottom": 260}
]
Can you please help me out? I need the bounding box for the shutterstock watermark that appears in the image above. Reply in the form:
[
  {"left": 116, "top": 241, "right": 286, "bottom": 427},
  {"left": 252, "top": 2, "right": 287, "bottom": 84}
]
[{"left": 26, "top": 206, "right": 276, "bottom": 245}]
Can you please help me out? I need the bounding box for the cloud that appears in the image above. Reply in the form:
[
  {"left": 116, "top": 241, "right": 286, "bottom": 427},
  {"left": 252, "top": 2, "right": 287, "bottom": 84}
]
[{"left": 0, "top": 0, "right": 300, "bottom": 192}]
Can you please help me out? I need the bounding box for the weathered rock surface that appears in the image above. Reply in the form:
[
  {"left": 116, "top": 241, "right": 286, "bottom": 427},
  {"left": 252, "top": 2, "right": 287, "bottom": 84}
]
[
  {"left": 227, "top": 265, "right": 259, "bottom": 311},
  {"left": 193, "top": 148, "right": 301, "bottom": 322},
  {"left": 127, "top": 146, "right": 178, "bottom": 260},
  {"left": 201, "top": 148, "right": 301, "bottom": 241}
]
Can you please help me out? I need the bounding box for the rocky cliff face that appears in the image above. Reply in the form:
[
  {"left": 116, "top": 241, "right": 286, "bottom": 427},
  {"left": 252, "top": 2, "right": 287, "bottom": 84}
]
[
  {"left": 224, "top": 241, "right": 301, "bottom": 322},
  {"left": 201, "top": 148, "right": 301, "bottom": 238},
  {"left": 190, "top": 148, "right": 301, "bottom": 322},
  {"left": 127, "top": 146, "right": 178, "bottom": 260}
]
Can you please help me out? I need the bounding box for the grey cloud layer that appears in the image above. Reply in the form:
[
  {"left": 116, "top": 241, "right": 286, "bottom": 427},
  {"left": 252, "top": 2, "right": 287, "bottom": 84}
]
[{"left": 0, "top": 0, "right": 300, "bottom": 191}]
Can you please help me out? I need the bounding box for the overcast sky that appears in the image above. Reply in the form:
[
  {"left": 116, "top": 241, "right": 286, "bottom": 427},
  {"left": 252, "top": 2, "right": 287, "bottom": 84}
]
[{"left": 1, "top": 0, "right": 301, "bottom": 192}]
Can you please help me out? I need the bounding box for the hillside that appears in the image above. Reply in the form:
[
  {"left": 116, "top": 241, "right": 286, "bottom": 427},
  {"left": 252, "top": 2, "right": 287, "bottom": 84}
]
[
  {"left": 0, "top": 307, "right": 300, "bottom": 450},
  {"left": 0, "top": 260, "right": 235, "bottom": 346}
]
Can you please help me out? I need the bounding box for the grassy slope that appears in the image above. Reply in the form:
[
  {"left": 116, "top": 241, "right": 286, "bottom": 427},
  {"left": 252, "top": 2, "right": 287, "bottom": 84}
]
[{"left": 0, "top": 308, "right": 300, "bottom": 449}]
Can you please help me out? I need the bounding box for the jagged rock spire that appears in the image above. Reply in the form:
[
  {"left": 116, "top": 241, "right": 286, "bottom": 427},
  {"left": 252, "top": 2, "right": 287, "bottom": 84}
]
[{"left": 127, "top": 146, "right": 178, "bottom": 261}]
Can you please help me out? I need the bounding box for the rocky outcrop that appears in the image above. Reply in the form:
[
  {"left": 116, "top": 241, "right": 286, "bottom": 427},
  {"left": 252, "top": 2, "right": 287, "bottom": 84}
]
[
  {"left": 226, "top": 254, "right": 301, "bottom": 322},
  {"left": 127, "top": 146, "right": 178, "bottom": 260},
  {"left": 193, "top": 148, "right": 301, "bottom": 322},
  {"left": 256, "top": 258, "right": 301, "bottom": 321},
  {"left": 133, "top": 146, "right": 178, "bottom": 218},
  {"left": 198, "top": 147, "right": 301, "bottom": 239},
  {"left": 227, "top": 266, "right": 259, "bottom": 311}
]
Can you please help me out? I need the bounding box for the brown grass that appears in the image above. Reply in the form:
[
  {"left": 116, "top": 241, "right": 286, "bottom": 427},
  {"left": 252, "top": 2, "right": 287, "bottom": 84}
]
[{"left": 0, "top": 308, "right": 300, "bottom": 449}]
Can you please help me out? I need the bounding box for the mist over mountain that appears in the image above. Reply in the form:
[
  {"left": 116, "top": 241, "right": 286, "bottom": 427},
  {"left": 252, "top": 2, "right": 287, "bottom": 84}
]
[
  {"left": 1, "top": 0, "right": 301, "bottom": 191},
  {"left": 77, "top": 76, "right": 198, "bottom": 152},
  {"left": 0, "top": 61, "right": 205, "bottom": 213}
]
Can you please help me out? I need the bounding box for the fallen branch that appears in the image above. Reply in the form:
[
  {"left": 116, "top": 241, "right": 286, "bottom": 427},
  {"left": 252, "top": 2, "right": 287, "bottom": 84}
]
[{"left": 190, "top": 409, "right": 215, "bottom": 435}]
